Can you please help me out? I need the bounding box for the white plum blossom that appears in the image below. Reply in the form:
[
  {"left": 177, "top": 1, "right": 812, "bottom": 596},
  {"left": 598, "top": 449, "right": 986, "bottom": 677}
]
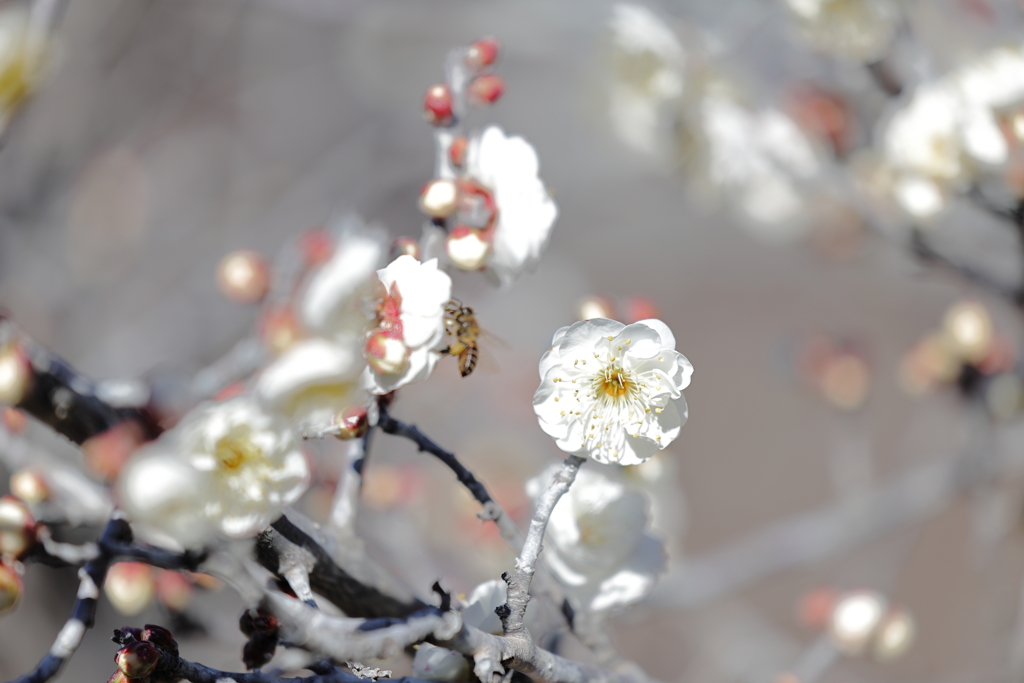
[
  {"left": 449, "top": 126, "right": 558, "bottom": 287},
  {"left": 117, "top": 396, "right": 309, "bottom": 549},
  {"left": 785, "top": 0, "right": 898, "bottom": 62},
  {"left": 698, "top": 90, "right": 822, "bottom": 239},
  {"left": 362, "top": 255, "right": 452, "bottom": 394},
  {"left": 879, "top": 46, "right": 1024, "bottom": 219},
  {"left": 534, "top": 318, "right": 692, "bottom": 466},
  {"left": 527, "top": 465, "right": 666, "bottom": 612},
  {"left": 608, "top": 4, "right": 686, "bottom": 156},
  {"left": 257, "top": 227, "right": 382, "bottom": 428}
]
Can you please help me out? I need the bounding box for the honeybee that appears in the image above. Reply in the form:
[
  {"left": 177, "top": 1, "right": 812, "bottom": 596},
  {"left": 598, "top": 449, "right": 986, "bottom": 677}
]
[{"left": 441, "top": 299, "right": 481, "bottom": 377}]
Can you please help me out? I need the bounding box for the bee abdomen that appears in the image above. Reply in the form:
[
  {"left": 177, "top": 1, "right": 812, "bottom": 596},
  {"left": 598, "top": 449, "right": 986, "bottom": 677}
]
[{"left": 459, "top": 344, "right": 479, "bottom": 377}]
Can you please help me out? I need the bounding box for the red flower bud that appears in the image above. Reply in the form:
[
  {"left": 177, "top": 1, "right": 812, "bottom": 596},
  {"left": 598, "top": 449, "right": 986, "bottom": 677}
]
[
  {"left": 423, "top": 84, "right": 454, "bottom": 126},
  {"left": 466, "top": 37, "right": 499, "bottom": 69},
  {"left": 142, "top": 624, "right": 178, "bottom": 657},
  {"left": 335, "top": 405, "right": 370, "bottom": 440},
  {"left": 468, "top": 74, "right": 505, "bottom": 105},
  {"left": 115, "top": 641, "right": 160, "bottom": 678},
  {"left": 449, "top": 136, "right": 468, "bottom": 168}
]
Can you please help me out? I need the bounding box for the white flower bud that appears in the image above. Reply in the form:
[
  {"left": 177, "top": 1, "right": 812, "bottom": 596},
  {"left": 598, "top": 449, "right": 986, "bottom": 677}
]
[
  {"left": 419, "top": 179, "right": 459, "bottom": 219},
  {"left": 446, "top": 227, "right": 491, "bottom": 271},
  {"left": 0, "top": 495, "right": 34, "bottom": 558},
  {"left": 828, "top": 590, "right": 886, "bottom": 654}
]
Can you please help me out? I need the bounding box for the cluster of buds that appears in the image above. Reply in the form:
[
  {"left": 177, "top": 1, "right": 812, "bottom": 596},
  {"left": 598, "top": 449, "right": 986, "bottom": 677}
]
[
  {"left": 239, "top": 606, "right": 281, "bottom": 670},
  {"left": 900, "top": 300, "right": 1020, "bottom": 418},
  {"left": 422, "top": 37, "right": 502, "bottom": 127},
  {"left": 798, "top": 587, "right": 915, "bottom": 661},
  {"left": 796, "top": 334, "right": 872, "bottom": 411},
  {"left": 107, "top": 624, "right": 178, "bottom": 683},
  {"left": 364, "top": 281, "right": 408, "bottom": 376}
]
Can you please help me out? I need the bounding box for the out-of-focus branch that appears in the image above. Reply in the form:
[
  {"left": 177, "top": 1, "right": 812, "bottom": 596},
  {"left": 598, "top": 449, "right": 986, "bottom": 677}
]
[
  {"left": 0, "top": 316, "right": 160, "bottom": 445},
  {"left": 376, "top": 405, "right": 525, "bottom": 549},
  {"left": 910, "top": 231, "right": 1020, "bottom": 304},
  {"left": 7, "top": 518, "right": 131, "bottom": 683},
  {"left": 168, "top": 656, "right": 432, "bottom": 683},
  {"left": 327, "top": 435, "right": 370, "bottom": 537},
  {"left": 257, "top": 511, "right": 427, "bottom": 619}
]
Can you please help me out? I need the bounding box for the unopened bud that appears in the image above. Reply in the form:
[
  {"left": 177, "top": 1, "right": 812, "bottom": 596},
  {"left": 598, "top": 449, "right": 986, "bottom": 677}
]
[
  {"left": 261, "top": 307, "right": 302, "bottom": 354},
  {"left": 0, "top": 344, "right": 31, "bottom": 406},
  {"left": 365, "top": 333, "right": 409, "bottom": 375},
  {"left": 216, "top": 249, "right": 270, "bottom": 304},
  {"left": 873, "top": 609, "right": 915, "bottom": 661},
  {"left": 155, "top": 570, "right": 192, "bottom": 612},
  {"left": 0, "top": 495, "right": 35, "bottom": 558},
  {"left": 115, "top": 641, "right": 159, "bottom": 678},
  {"left": 117, "top": 626, "right": 144, "bottom": 643},
  {"left": 0, "top": 562, "right": 22, "bottom": 615},
  {"left": 390, "top": 238, "right": 420, "bottom": 261},
  {"left": 242, "top": 631, "right": 278, "bottom": 670},
  {"left": 418, "top": 179, "right": 459, "bottom": 219},
  {"left": 828, "top": 590, "right": 886, "bottom": 654},
  {"left": 10, "top": 469, "right": 48, "bottom": 504},
  {"left": 449, "top": 136, "right": 468, "bottom": 168},
  {"left": 104, "top": 562, "right": 155, "bottom": 616},
  {"left": 446, "top": 227, "right": 491, "bottom": 271},
  {"left": 1, "top": 407, "right": 26, "bottom": 433},
  {"left": 298, "top": 227, "right": 334, "bottom": 267},
  {"left": 578, "top": 295, "right": 614, "bottom": 321},
  {"left": 468, "top": 74, "right": 505, "bottom": 105},
  {"left": 336, "top": 405, "right": 370, "bottom": 440},
  {"left": 142, "top": 624, "right": 178, "bottom": 657},
  {"left": 424, "top": 84, "right": 454, "bottom": 126},
  {"left": 106, "top": 670, "right": 131, "bottom": 683},
  {"left": 466, "top": 37, "right": 499, "bottom": 69}
]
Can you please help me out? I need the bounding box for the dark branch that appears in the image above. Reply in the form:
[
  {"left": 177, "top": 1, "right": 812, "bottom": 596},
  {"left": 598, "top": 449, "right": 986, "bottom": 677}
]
[
  {"left": 0, "top": 316, "right": 160, "bottom": 445},
  {"left": 377, "top": 403, "right": 524, "bottom": 547}
]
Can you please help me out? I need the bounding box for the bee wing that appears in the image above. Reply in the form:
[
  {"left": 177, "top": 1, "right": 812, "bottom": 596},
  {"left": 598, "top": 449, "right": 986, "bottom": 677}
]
[{"left": 474, "top": 341, "right": 502, "bottom": 375}]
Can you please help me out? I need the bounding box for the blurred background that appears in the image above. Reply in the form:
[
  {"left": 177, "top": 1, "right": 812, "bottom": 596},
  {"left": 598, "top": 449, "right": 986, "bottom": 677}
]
[{"left": 3, "top": 0, "right": 1024, "bottom": 681}]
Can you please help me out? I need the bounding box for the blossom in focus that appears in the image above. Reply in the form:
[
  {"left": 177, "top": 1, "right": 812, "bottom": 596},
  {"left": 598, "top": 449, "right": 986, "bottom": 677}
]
[
  {"left": 527, "top": 465, "right": 665, "bottom": 612},
  {"left": 118, "top": 397, "right": 309, "bottom": 548},
  {"left": 608, "top": 4, "right": 685, "bottom": 156},
  {"left": 447, "top": 126, "right": 558, "bottom": 287},
  {"left": 257, "top": 226, "right": 383, "bottom": 428},
  {"left": 785, "top": 0, "right": 898, "bottom": 62},
  {"left": 533, "top": 318, "right": 692, "bottom": 465},
  {"left": 362, "top": 255, "right": 452, "bottom": 394}
]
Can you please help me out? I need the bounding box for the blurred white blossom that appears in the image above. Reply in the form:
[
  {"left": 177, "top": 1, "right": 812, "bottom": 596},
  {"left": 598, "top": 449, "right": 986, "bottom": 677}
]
[
  {"left": 118, "top": 396, "right": 309, "bottom": 548},
  {"left": 362, "top": 255, "right": 452, "bottom": 394},
  {"left": 534, "top": 318, "right": 692, "bottom": 466},
  {"left": 785, "top": 0, "right": 898, "bottom": 62},
  {"left": 452, "top": 126, "right": 558, "bottom": 287},
  {"left": 608, "top": 4, "right": 685, "bottom": 156},
  {"left": 411, "top": 643, "right": 470, "bottom": 682},
  {"left": 528, "top": 465, "right": 665, "bottom": 612},
  {"left": 258, "top": 228, "right": 382, "bottom": 427}
]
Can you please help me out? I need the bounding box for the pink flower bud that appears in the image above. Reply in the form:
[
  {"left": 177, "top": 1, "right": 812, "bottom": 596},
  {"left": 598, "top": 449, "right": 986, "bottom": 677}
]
[
  {"left": 104, "top": 562, "right": 155, "bottom": 616},
  {"left": 446, "top": 226, "right": 491, "bottom": 271},
  {"left": 468, "top": 74, "right": 505, "bottom": 105},
  {"left": 418, "top": 179, "right": 459, "bottom": 219},
  {"left": 0, "top": 344, "right": 31, "bottom": 406},
  {"left": 449, "top": 136, "right": 468, "bottom": 168},
  {"left": 115, "top": 641, "right": 160, "bottom": 678},
  {"left": 155, "top": 570, "right": 193, "bottom": 612},
  {"left": 365, "top": 333, "right": 409, "bottom": 375},
  {"left": 335, "top": 405, "right": 370, "bottom": 440},
  {"left": 297, "top": 227, "right": 334, "bottom": 267},
  {"left": 0, "top": 562, "right": 22, "bottom": 615},
  {"left": 142, "top": 624, "right": 179, "bottom": 657},
  {"left": 466, "top": 37, "right": 499, "bottom": 69},
  {"left": 217, "top": 249, "right": 271, "bottom": 304},
  {"left": 1, "top": 407, "right": 26, "bottom": 433},
  {"left": 0, "top": 495, "right": 35, "bottom": 558},
  {"left": 9, "top": 469, "right": 49, "bottom": 504},
  {"left": 389, "top": 237, "right": 420, "bottom": 261},
  {"left": 423, "top": 84, "right": 454, "bottom": 126}
]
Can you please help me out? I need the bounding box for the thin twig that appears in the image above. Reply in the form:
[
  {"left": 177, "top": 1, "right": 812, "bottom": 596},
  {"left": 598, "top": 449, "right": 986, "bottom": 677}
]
[{"left": 376, "top": 405, "right": 525, "bottom": 549}]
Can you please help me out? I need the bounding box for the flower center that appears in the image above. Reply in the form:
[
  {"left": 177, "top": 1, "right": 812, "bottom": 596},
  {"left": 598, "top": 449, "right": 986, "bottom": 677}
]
[
  {"left": 595, "top": 365, "right": 635, "bottom": 400},
  {"left": 216, "top": 437, "right": 257, "bottom": 470}
]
